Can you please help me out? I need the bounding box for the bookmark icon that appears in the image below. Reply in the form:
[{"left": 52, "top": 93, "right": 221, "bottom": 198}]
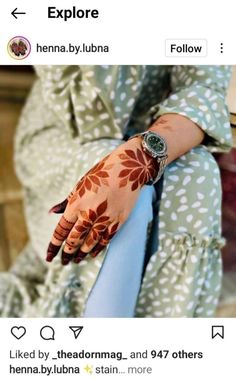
[{"left": 69, "top": 326, "right": 83, "bottom": 339}]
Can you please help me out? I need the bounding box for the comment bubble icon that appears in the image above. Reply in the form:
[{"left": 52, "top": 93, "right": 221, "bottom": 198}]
[{"left": 40, "top": 326, "right": 55, "bottom": 341}]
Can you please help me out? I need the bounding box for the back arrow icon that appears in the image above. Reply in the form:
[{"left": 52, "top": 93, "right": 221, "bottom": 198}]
[{"left": 11, "top": 8, "right": 26, "bottom": 19}]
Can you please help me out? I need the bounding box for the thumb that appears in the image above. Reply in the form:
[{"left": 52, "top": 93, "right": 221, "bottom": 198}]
[{"left": 49, "top": 198, "right": 68, "bottom": 214}]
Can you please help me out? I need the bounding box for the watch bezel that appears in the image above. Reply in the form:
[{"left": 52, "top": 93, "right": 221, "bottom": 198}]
[{"left": 142, "top": 131, "right": 167, "bottom": 158}]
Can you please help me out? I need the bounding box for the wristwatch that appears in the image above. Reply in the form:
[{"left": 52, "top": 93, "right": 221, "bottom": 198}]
[{"left": 129, "top": 131, "right": 168, "bottom": 184}]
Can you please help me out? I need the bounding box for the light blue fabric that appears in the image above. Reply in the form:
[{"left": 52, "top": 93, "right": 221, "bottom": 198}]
[{"left": 83, "top": 185, "right": 155, "bottom": 317}]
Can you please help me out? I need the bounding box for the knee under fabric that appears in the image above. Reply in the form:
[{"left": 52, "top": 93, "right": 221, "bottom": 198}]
[{"left": 83, "top": 185, "right": 155, "bottom": 317}]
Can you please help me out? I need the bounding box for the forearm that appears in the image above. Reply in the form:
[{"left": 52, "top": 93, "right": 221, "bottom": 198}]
[{"left": 148, "top": 114, "right": 205, "bottom": 164}]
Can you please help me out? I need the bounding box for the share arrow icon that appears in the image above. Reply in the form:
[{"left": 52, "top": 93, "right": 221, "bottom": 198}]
[{"left": 69, "top": 326, "right": 83, "bottom": 339}]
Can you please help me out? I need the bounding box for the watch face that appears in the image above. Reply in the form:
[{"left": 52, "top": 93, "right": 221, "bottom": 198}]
[{"left": 144, "top": 132, "right": 167, "bottom": 157}]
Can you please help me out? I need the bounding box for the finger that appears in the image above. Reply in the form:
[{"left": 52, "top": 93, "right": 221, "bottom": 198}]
[
  {"left": 79, "top": 221, "right": 110, "bottom": 253},
  {"left": 49, "top": 190, "right": 75, "bottom": 214},
  {"left": 63, "top": 217, "right": 92, "bottom": 255},
  {"left": 72, "top": 222, "right": 119, "bottom": 263},
  {"left": 46, "top": 242, "right": 62, "bottom": 262},
  {"left": 49, "top": 199, "right": 68, "bottom": 214},
  {"left": 90, "top": 221, "right": 120, "bottom": 258},
  {"left": 46, "top": 214, "right": 75, "bottom": 262},
  {"left": 90, "top": 244, "right": 106, "bottom": 258},
  {"left": 61, "top": 250, "right": 75, "bottom": 266}
]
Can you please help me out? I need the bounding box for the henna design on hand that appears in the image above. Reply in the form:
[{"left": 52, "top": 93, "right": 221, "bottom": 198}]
[
  {"left": 47, "top": 198, "right": 115, "bottom": 265},
  {"left": 118, "top": 148, "right": 157, "bottom": 191},
  {"left": 47, "top": 140, "right": 157, "bottom": 266},
  {"left": 90, "top": 222, "right": 120, "bottom": 258},
  {"left": 70, "top": 156, "right": 114, "bottom": 203},
  {"left": 73, "top": 221, "right": 120, "bottom": 264},
  {"left": 152, "top": 117, "right": 172, "bottom": 132},
  {"left": 62, "top": 199, "right": 113, "bottom": 264},
  {"left": 154, "top": 118, "right": 168, "bottom": 125},
  {"left": 46, "top": 215, "right": 74, "bottom": 262},
  {"left": 53, "top": 216, "right": 74, "bottom": 242},
  {"left": 49, "top": 155, "right": 114, "bottom": 217}
]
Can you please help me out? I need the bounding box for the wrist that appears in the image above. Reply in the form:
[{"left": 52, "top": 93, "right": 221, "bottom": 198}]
[{"left": 149, "top": 114, "right": 205, "bottom": 163}]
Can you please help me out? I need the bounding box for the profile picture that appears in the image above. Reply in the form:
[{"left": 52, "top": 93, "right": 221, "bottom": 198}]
[{"left": 7, "top": 36, "right": 31, "bottom": 60}]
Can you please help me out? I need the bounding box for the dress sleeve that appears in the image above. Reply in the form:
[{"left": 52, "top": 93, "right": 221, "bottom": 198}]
[
  {"left": 34, "top": 65, "right": 122, "bottom": 144},
  {"left": 151, "top": 65, "right": 233, "bottom": 153}
]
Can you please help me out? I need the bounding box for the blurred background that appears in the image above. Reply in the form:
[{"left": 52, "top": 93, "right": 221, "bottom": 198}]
[{"left": 0, "top": 65, "right": 235, "bottom": 316}]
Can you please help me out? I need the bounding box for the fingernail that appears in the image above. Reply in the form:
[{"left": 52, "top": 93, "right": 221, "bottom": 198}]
[
  {"left": 91, "top": 251, "right": 99, "bottom": 258},
  {"left": 46, "top": 252, "right": 56, "bottom": 262},
  {"left": 49, "top": 199, "right": 68, "bottom": 214},
  {"left": 46, "top": 242, "right": 60, "bottom": 262},
  {"left": 91, "top": 245, "right": 104, "bottom": 258},
  {"left": 61, "top": 251, "right": 73, "bottom": 266},
  {"left": 73, "top": 250, "right": 87, "bottom": 264},
  {"left": 73, "top": 257, "right": 83, "bottom": 264},
  {"left": 62, "top": 258, "right": 70, "bottom": 265}
]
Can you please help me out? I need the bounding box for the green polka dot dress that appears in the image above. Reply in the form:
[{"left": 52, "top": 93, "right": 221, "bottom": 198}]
[{"left": 0, "top": 65, "right": 233, "bottom": 317}]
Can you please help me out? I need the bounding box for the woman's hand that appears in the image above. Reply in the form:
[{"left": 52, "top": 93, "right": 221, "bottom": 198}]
[{"left": 46, "top": 137, "right": 157, "bottom": 265}]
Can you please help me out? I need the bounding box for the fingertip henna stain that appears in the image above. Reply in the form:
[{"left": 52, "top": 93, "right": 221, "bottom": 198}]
[
  {"left": 46, "top": 253, "right": 55, "bottom": 262},
  {"left": 73, "top": 250, "right": 88, "bottom": 264},
  {"left": 61, "top": 251, "right": 74, "bottom": 265},
  {"left": 46, "top": 242, "right": 60, "bottom": 262}
]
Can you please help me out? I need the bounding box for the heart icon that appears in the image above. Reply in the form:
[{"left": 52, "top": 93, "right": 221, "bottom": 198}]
[{"left": 11, "top": 326, "right": 26, "bottom": 340}]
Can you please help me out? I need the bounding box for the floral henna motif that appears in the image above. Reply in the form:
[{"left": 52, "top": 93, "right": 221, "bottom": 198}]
[
  {"left": 65, "top": 199, "right": 111, "bottom": 254},
  {"left": 90, "top": 222, "right": 120, "bottom": 258},
  {"left": 118, "top": 148, "right": 157, "bottom": 191},
  {"left": 70, "top": 156, "right": 114, "bottom": 203},
  {"left": 48, "top": 143, "right": 158, "bottom": 266},
  {"left": 73, "top": 221, "right": 120, "bottom": 263}
]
